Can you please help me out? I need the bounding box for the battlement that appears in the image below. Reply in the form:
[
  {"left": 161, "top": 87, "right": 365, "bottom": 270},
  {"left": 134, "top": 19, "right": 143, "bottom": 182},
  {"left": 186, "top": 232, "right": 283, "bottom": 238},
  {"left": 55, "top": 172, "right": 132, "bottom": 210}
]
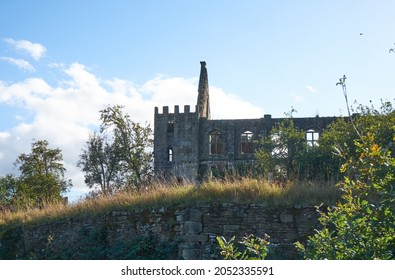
[{"left": 155, "top": 105, "right": 197, "bottom": 115}]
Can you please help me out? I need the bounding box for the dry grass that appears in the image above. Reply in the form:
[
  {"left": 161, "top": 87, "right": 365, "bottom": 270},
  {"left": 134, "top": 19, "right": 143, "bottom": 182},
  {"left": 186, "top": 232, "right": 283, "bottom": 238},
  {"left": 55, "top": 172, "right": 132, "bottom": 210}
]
[{"left": 0, "top": 178, "right": 341, "bottom": 227}]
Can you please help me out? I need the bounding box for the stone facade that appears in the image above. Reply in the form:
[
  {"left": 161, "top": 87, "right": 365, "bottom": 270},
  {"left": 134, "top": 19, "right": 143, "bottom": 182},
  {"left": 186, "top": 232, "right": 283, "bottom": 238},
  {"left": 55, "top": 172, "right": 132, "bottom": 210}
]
[
  {"left": 0, "top": 204, "right": 321, "bottom": 259},
  {"left": 154, "top": 61, "right": 339, "bottom": 181}
]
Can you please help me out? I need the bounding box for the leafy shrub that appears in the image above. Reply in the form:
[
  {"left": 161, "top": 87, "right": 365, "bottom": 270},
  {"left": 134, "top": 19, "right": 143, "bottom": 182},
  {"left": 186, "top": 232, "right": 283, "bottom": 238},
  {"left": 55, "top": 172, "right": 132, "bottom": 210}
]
[
  {"left": 296, "top": 132, "right": 395, "bottom": 259},
  {"left": 217, "top": 234, "right": 270, "bottom": 260}
]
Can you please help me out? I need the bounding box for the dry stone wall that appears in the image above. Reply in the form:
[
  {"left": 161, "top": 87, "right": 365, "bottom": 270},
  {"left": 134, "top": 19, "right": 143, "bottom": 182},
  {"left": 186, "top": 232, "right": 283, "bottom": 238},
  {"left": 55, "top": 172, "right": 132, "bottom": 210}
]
[{"left": 0, "top": 203, "right": 321, "bottom": 259}]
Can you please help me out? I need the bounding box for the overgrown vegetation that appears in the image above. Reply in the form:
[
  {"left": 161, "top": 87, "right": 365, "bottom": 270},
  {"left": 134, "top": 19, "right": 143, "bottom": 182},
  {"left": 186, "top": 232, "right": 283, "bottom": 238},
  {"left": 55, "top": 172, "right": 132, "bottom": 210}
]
[
  {"left": 0, "top": 178, "right": 339, "bottom": 227},
  {"left": 296, "top": 131, "right": 395, "bottom": 259},
  {"left": 216, "top": 85, "right": 395, "bottom": 259},
  {"left": 294, "top": 92, "right": 395, "bottom": 259},
  {"left": 255, "top": 108, "right": 345, "bottom": 183},
  {"left": 217, "top": 234, "right": 270, "bottom": 260},
  {"left": 0, "top": 177, "right": 337, "bottom": 260}
]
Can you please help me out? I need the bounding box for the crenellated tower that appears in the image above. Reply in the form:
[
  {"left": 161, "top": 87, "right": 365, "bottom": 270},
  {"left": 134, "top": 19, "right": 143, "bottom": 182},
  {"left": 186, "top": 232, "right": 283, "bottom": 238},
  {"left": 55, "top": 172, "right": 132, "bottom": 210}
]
[
  {"left": 154, "top": 105, "right": 199, "bottom": 181},
  {"left": 154, "top": 61, "right": 210, "bottom": 182}
]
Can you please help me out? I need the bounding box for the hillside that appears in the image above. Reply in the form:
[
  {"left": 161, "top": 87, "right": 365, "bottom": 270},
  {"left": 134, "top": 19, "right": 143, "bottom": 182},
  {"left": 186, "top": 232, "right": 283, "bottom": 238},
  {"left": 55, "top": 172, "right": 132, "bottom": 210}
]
[{"left": 0, "top": 179, "right": 339, "bottom": 260}]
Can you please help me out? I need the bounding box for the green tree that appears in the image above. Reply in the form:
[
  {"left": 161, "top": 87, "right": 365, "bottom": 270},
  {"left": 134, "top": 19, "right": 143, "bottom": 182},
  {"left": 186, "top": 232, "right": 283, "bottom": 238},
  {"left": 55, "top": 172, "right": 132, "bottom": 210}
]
[
  {"left": 256, "top": 113, "right": 306, "bottom": 181},
  {"left": 0, "top": 174, "right": 18, "bottom": 208},
  {"left": 319, "top": 100, "right": 395, "bottom": 179},
  {"left": 296, "top": 132, "right": 395, "bottom": 259},
  {"left": 99, "top": 105, "right": 153, "bottom": 191},
  {"left": 317, "top": 117, "right": 357, "bottom": 179},
  {"left": 77, "top": 133, "right": 123, "bottom": 196},
  {"left": 296, "top": 76, "right": 395, "bottom": 259},
  {"left": 14, "top": 139, "right": 71, "bottom": 207}
]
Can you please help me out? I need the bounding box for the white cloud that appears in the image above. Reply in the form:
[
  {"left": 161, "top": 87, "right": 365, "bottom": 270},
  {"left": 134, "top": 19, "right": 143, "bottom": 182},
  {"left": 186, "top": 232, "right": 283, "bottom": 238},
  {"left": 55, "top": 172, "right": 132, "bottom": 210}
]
[
  {"left": 0, "top": 77, "right": 51, "bottom": 105},
  {"left": 210, "top": 87, "right": 264, "bottom": 119},
  {"left": 0, "top": 63, "right": 264, "bottom": 200},
  {"left": 141, "top": 75, "right": 198, "bottom": 107},
  {"left": 140, "top": 76, "right": 264, "bottom": 119},
  {"left": 306, "top": 85, "right": 317, "bottom": 93},
  {"left": 3, "top": 38, "right": 46, "bottom": 60},
  {"left": 290, "top": 92, "right": 302, "bottom": 102},
  {"left": 48, "top": 62, "right": 65, "bottom": 68},
  {"left": 0, "top": 57, "right": 36, "bottom": 71},
  {"left": 0, "top": 132, "right": 11, "bottom": 161},
  {"left": 0, "top": 131, "right": 11, "bottom": 139}
]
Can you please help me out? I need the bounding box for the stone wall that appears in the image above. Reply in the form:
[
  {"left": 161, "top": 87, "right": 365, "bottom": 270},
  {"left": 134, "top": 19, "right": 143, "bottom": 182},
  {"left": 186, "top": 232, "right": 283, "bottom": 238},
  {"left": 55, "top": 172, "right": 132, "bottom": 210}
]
[
  {"left": 198, "top": 116, "right": 339, "bottom": 161},
  {"left": 0, "top": 203, "right": 321, "bottom": 259}
]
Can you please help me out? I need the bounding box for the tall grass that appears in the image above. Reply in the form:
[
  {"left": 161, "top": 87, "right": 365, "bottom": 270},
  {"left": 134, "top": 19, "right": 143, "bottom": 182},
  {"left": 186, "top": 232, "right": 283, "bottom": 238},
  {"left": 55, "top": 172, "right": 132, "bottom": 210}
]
[{"left": 0, "top": 178, "right": 340, "bottom": 227}]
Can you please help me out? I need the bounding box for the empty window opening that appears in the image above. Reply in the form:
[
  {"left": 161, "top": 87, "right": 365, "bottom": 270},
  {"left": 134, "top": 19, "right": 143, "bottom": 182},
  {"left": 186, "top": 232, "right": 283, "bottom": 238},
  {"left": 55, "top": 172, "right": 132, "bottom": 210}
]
[
  {"left": 209, "top": 131, "right": 223, "bottom": 155},
  {"left": 168, "top": 147, "right": 173, "bottom": 162},
  {"left": 240, "top": 131, "right": 254, "bottom": 154},
  {"left": 306, "top": 129, "right": 319, "bottom": 147},
  {"left": 167, "top": 121, "right": 174, "bottom": 133},
  {"left": 271, "top": 132, "right": 288, "bottom": 157}
]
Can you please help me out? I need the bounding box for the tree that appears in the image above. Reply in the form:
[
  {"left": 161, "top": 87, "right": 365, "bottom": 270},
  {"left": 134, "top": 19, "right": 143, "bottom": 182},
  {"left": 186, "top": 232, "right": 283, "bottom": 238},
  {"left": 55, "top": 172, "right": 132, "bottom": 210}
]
[
  {"left": 296, "top": 132, "right": 395, "bottom": 259},
  {"left": 0, "top": 174, "right": 18, "bottom": 209},
  {"left": 14, "top": 139, "right": 71, "bottom": 207},
  {"left": 99, "top": 105, "right": 153, "bottom": 190},
  {"left": 319, "top": 100, "right": 395, "bottom": 179},
  {"left": 255, "top": 112, "right": 306, "bottom": 181},
  {"left": 295, "top": 77, "right": 395, "bottom": 259},
  {"left": 77, "top": 133, "right": 123, "bottom": 196}
]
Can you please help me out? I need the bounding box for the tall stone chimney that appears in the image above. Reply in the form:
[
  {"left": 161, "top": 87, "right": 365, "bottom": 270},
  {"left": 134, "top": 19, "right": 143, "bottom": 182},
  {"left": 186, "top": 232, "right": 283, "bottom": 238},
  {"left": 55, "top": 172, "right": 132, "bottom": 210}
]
[{"left": 197, "top": 61, "right": 211, "bottom": 119}]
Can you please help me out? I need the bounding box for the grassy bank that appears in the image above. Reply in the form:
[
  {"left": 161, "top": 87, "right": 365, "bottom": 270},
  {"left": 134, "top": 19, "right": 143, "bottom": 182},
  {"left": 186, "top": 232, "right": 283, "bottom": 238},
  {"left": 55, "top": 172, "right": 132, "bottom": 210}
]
[{"left": 0, "top": 178, "right": 341, "bottom": 227}]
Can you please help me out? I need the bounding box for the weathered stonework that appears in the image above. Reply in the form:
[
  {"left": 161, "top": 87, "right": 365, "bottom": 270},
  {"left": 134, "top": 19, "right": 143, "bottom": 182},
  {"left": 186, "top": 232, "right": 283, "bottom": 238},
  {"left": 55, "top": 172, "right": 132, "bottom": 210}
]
[
  {"left": 0, "top": 204, "right": 321, "bottom": 260},
  {"left": 154, "top": 61, "right": 339, "bottom": 182}
]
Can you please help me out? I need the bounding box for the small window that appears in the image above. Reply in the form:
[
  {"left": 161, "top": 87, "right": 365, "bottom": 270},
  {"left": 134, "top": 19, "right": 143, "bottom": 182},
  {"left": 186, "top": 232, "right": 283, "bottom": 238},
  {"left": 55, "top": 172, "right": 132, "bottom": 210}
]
[
  {"left": 168, "top": 147, "right": 173, "bottom": 162},
  {"left": 240, "top": 131, "right": 254, "bottom": 154},
  {"left": 209, "top": 131, "right": 223, "bottom": 155},
  {"left": 167, "top": 121, "right": 174, "bottom": 133},
  {"left": 306, "top": 129, "right": 319, "bottom": 147}
]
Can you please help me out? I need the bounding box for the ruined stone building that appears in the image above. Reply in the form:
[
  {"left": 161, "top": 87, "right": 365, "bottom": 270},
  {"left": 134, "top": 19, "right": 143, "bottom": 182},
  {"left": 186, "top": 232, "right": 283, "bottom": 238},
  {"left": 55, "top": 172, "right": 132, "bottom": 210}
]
[{"left": 154, "top": 62, "right": 338, "bottom": 182}]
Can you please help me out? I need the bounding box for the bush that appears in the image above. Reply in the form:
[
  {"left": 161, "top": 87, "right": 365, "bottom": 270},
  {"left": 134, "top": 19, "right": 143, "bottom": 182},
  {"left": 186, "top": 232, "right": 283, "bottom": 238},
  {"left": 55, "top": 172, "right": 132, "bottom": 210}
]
[
  {"left": 296, "top": 132, "right": 395, "bottom": 259},
  {"left": 217, "top": 234, "right": 270, "bottom": 260}
]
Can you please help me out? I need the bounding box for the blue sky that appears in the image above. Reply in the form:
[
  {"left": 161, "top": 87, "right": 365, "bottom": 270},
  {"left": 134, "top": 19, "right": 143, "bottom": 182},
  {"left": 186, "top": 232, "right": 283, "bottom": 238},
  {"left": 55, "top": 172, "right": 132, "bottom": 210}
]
[{"left": 1, "top": 0, "right": 394, "bottom": 201}]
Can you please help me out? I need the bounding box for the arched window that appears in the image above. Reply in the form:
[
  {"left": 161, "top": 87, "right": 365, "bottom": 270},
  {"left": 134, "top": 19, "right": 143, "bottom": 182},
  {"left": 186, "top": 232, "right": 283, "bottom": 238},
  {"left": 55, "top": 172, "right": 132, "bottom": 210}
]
[
  {"left": 306, "top": 129, "right": 319, "bottom": 148},
  {"left": 168, "top": 147, "right": 173, "bottom": 162},
  {"left": 240, "top": 130, "right": 254, "bottom": 154},
  {"left": 209, "top": 131, "right": 223, "bottom": 155}
]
